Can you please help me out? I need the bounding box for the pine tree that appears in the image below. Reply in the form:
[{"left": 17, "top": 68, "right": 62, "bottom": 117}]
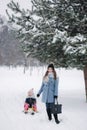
[{"left": 7, "top": 0, "right": 87, "bottom": 101}]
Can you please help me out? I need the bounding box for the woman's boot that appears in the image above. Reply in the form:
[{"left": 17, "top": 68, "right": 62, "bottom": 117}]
[
  {"left": 46, "top": 108, "right": 52, "bottom": 120},
  {"left": 53, "top": 114, "right": 60, "bottom": 124}
]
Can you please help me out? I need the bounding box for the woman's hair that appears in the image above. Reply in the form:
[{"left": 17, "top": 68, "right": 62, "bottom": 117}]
[
  {"left": 44, "top": 70, "right": 57, "bottom": 79},
  {"left": 44, "top": 64, "right": 57, "bottom": 79}
]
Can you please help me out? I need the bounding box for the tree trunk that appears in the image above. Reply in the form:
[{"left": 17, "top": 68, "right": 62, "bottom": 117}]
[{"left": 84, "top": 66, "right": 87, "bottom": 102}]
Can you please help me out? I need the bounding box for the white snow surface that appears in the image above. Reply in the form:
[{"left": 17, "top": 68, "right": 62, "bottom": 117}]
[{"left": 0, "top": 66, "right": 87, "bottom": 130}]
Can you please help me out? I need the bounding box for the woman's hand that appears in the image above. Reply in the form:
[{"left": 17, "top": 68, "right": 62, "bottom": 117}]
[
  {"left": 54, "top": 95, "right": 58, "bottom": 99},
  {"left": 37, "top": 94, "right": 40, "bottom": 97}
]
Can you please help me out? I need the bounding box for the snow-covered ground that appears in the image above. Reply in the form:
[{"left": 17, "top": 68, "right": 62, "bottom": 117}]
[{"left": 0, "top": 66, "right": 87, "bottom": 130}]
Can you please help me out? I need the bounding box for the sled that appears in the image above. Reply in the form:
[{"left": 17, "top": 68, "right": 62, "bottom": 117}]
[{"left": 23, "top": 108, "right": 38, "bottom": 115}]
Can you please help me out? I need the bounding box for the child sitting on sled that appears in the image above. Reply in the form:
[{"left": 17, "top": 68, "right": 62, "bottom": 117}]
[{"left": 24, "top": 88, "right": 37, "bottom": 114}]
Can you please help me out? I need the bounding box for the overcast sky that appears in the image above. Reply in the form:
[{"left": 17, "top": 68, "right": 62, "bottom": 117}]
[{"left": 0, "top": 0, "right": 32, "bottom": 17}]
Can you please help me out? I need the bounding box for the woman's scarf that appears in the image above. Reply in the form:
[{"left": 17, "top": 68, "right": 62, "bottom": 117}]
[{"left": 43, "top": 72, "right": 54, "bottom": 83}]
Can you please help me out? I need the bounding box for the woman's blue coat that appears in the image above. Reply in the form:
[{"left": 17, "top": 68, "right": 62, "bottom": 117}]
[{"left": 38, "top": 76, "right": 59, "bottom": 103}]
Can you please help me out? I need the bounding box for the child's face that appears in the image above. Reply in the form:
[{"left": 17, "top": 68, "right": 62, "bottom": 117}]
[
  {"left": 28, "top": 91, "right": 32, "bottom": 96},
  {"left": 28, "top": 88, "right": 34, "bottom": 96}
]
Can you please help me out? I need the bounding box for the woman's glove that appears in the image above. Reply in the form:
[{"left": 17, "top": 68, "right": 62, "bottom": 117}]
[
  {"left": 37, "top": 94, "right": 40, "bottom": 97},
  {"left": 54, "top": 95, "right": 58, "bottom": 99}
]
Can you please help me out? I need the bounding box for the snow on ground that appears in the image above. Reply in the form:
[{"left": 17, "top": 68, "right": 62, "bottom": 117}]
[{"left": 0, "top": 66, "right": 87, "bottom": 130}]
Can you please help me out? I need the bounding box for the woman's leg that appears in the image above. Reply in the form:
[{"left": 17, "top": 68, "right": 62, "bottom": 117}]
[
  {"left": 46, "top": 103, "right": 52, "bottom": 120},
  {"left": 53, "top": 114, "right": 60, "bottom": 124}
]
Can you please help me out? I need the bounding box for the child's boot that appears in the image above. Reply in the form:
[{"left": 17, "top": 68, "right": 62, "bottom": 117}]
[{"left": 24, "top": 103, "right": 29, "bottom": 113}]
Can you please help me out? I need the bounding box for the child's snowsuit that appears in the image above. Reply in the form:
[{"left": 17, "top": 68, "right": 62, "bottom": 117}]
[{"left": 24, "top": 88, "right": 37, "bottom": 113}]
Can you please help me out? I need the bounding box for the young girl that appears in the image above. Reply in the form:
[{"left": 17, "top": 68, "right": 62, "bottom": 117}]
[
  {"left": 24, "top": 88, "right": 37, "bottom": 114},
  {"left": 37, "top": 63, "right": 60, "bottom": 124}
]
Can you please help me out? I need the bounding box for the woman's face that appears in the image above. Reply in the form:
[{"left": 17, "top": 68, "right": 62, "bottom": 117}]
[{"left": 48, "top": 67, "right": 53, "bottom": 73}]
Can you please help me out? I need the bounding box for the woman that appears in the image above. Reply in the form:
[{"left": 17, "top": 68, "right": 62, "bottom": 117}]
[{"left": 37, "top": 63, "right": 60, "bottom": 124}]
